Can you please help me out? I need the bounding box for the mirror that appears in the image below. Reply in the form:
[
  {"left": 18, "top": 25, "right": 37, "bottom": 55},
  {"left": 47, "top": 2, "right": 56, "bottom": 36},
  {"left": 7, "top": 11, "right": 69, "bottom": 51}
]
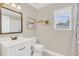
[{"left": 0, "top": 7, "right": 23, "bottom": 34}]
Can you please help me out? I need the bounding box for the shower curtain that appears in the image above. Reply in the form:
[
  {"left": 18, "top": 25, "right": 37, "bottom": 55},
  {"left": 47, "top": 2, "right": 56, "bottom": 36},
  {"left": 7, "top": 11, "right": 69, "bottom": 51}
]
[{"left": 71, "top": 4, "right": 79, "bottom": 56}]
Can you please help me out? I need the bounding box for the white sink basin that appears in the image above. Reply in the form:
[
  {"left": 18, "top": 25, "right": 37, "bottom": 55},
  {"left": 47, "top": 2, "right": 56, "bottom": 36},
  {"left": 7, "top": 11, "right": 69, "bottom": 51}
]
[{"left": 0, "top": 37, "right": 37, "bottom": 47}]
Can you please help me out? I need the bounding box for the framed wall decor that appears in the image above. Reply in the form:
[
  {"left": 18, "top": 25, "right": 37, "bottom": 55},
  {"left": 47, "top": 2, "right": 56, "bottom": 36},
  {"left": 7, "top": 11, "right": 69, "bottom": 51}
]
[
  {"left": 54, "top": 6, "right": 72, "bottom": 30},
  {"left": 26, "top": 17, "right": 35, "bottom": 29}
]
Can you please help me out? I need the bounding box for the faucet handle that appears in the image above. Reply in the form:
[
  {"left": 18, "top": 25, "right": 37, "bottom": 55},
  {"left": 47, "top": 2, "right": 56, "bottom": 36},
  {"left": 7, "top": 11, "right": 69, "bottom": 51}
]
[{"left": 10, "top": 37, "right": 17, "bottom": 40}]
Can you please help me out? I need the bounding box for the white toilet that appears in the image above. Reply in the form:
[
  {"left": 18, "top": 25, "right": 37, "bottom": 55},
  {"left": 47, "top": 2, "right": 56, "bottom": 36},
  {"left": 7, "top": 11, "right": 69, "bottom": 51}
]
[{"left": 32, "top": 44, "right": 44, "bottom": 56}]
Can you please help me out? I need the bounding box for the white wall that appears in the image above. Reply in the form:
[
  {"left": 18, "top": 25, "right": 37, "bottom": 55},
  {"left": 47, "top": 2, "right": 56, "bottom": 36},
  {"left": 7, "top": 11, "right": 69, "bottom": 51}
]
[
  {"left": 20, "top": 4, "right": 37, "bottom": 37},
  {"left": 36, "top": 3, "right": 76, "bottom": 56}
]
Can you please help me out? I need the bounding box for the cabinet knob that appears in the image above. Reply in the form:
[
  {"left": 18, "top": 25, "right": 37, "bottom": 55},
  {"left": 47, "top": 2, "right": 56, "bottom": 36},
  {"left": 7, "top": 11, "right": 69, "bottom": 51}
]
[{"left": 19, "top": 47, "right": 25, "bottom": 51}]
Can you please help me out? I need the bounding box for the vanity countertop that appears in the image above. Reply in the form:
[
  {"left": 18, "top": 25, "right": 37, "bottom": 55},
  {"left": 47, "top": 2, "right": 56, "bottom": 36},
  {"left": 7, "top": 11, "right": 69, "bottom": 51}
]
[{"left": 0, "top": 37, "right": 36, "bottom": 47}]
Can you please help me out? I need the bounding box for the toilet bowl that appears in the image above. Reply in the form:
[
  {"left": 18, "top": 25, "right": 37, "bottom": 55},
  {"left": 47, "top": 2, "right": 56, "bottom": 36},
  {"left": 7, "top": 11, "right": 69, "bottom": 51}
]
[{"left": 32, "top": 44, "right": 44, "bottom": 56}]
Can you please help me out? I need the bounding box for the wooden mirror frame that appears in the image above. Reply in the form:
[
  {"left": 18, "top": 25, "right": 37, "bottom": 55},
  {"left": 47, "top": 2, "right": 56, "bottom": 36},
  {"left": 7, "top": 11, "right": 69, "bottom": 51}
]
[{"left": 0, "top": 6, "right": 23, "bottom": 34}]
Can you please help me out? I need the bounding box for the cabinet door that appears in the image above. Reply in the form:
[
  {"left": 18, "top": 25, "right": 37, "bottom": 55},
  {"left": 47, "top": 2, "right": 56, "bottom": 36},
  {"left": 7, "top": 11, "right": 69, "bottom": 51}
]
[{"left": 8, "top": 41, "right": 31, "bottom": 56}]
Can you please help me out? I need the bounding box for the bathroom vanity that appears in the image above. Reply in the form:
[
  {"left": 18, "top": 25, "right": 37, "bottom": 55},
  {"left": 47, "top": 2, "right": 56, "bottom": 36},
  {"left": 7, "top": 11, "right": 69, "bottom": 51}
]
[{"left": 0, "top": 37, "right": 37, "bottom": 56}]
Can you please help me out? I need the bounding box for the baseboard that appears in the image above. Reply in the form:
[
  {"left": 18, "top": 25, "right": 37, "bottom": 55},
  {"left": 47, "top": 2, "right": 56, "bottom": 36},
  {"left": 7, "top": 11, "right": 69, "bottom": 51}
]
[{"left": 44, "top": 49, "right": 64, "bottom": 56}]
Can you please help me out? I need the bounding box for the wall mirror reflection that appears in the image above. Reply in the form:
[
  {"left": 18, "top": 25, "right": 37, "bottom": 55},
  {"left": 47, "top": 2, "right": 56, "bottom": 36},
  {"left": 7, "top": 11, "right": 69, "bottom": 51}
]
[{"left": 0, "top": 7, "right": 23, "bottom": 34}]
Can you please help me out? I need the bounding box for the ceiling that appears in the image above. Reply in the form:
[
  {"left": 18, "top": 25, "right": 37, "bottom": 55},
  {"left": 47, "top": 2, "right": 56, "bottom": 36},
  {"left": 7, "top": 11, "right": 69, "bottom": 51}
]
[{"left": 28, "top": 3, "right": 51, "bottom": 10}]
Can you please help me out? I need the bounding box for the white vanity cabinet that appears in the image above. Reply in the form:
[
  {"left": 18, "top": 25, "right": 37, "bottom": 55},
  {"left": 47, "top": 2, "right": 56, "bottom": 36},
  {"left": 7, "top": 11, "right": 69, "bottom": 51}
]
[
  {"left": 0, "top": 37, "right": 37, "bottom": 56},
  {"left": 1, "top": 41, "right": 31, "bottom": 56},
  {"left": 10, "top": 42, "right": 31, "bottom": 56}
]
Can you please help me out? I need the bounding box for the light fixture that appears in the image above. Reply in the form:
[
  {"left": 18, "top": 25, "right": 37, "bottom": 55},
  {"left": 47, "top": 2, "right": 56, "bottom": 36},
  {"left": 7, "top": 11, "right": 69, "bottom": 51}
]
[
  {"left": 17, "top": 5, "right": 21, "bottom": 10},
  {"left": 12, "top": 3, "right": 16, "bottom": 7},
  {"left": 5, "top": 3, "right": 21, "bottom": 10}
]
